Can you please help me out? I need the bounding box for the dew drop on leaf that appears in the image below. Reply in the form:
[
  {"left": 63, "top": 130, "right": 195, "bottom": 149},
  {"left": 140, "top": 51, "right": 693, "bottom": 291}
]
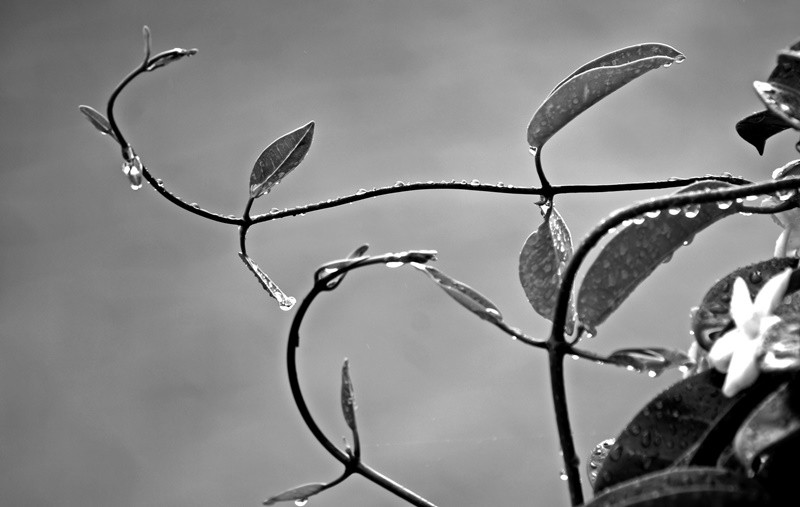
[
  {"left": 683, "top": 204, "right": 700, "bottom": 218},
  {"left": 385, "top": 261, "right": 404, "bottom": 268},
  {"left": 717, "top": 200, "right": 733, "bottom": 210},
  {"left": 633, "top": 216, "right": 645, "bottom": 225},
  {"left": 294, "top": 499, "right": 308, "bottom": 506},
  {"left": 645, "top": 210, "right": 661, "bottom": 218}
]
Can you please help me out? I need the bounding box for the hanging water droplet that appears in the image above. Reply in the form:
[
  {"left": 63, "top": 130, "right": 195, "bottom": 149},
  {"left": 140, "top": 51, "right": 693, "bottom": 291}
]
[
  {"left": 529, "top": 147, "right": 538, "bottom": 156},
  {"left": 470, "top": 179, "right": 480, "bottom": 186},
  {"left": 632, "top": 216, "right": 645, "bottom": 225},
  {"left": 675, "top": 54, "right": 686, "bottom": 64},
  {"left": 121, "top": 155, "right": 144, "bottom": 190},
  {"left": 558, "top": 470, "right": 568, "bottom": 481},
  {"left": 571, "top": 355, "right": 579, "bottom": 360},
  {"left": 662, "top": 61, "right": 673, "bottom": 68},
  {"left": 739, "top": 210, "right": 752, "bottom": 217},
  {"left": 682, "top": 237, "right": 693, "bottom": 246},
  {"left": 682, "top": 204, "right": 700, "bottom": 218},
  {"left": 645, "top": 210, "right": 661, "bottom": 218},
  {"left": 385, "top": 261, "right": 404, "bottom": 268},
  {"left": 668, "top": 207, "right": 681, "bottom": 216},
  {"left": 607, "top": 227, "right": 617, "bottom": 234},
  {"left": 745, "top": 195, "right": 759, "bottom": 202},
  {"left": 647, "top": 370, "right": 657, "bottom": 378},
  {"left": 294, "top": 499, "right": 308, "bottom": 507},
  {"left": 155, "top": 178, "right": 164, "bottom": 186},
  {"left": 497, "top": 181, "right": 505, "bottom": 187},
  {"left": 777, "top": 189, "right": 795, "bottom": 201},
  {"left": 278, "top": 296, "right": 297, "bottom": 311},
  {"left": 270, "top": 207, "right": 280, "bottom": 214},
  {"left": 717, "top": 200, "right": 733, "bottom": 210},
  {"left": 622, "top": 219, "right": 633, "bottom": 227}
]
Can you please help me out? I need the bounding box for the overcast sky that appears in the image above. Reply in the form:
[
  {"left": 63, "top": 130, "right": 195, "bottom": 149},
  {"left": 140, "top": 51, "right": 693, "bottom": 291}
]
[{"left": 3, "top": 1, "right": 800, "bottom": 506}]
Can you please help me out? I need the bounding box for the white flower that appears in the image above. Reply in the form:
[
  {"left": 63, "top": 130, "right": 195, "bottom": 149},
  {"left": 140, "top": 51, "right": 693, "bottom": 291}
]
[{"left": 707, "top": 268, "right": 792, "bottom": 397}]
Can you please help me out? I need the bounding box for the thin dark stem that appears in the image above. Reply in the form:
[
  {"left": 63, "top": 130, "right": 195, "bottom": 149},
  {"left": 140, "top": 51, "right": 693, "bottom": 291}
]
[
  {"left": 548, "top": 342, "right": 582, "bottom": 506},
  {"left": 535, "top": 147, "right": 552, "bottom": 196},
  {"left": 239, "top": 198, "right": 255, "bottom": 255}
]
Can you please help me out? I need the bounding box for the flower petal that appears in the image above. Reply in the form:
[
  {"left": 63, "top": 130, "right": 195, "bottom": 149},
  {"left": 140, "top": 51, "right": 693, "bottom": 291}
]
[
  {"left": 721, "top": 338, "right": 761, "bottom": 397},
  {"left": 708, "top": 330, "right": 742, "bottom": 372},
  {"left": 729, "top": 277, "right": 755, "bottom": 330},
  {"left": 754, "top": 268, "right": 792, "bottom": 317},
  {"left": 774, "top": 229, "right": 790, "bottom": 258}
]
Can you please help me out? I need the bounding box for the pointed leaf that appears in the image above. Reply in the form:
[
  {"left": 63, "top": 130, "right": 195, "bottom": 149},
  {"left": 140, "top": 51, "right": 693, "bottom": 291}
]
[
  {"left": 263, "top": 482, "right": 327, "bottom": 505},
  {"left": 605, "top": 347, "right": 692, "bottom": 377},
  {"left": 587, "top": 438, "right": 616, "bottom": 488},
  {"left": 145, "top": 47, "right": 198, "bottom": 72},
  {"left": 519, "top": 206, "right": 575, "bottom": 333},
  {"left": 528, "top": 43, "right": 684, "bottom": 149},
  {"left": 249, "top": 122, "right": 315, "bottom": 199},
  {"left": 586, "top": 467, "right": 771, "bottom": 507},
  {"left": 341, "top": 359, "right": 357, "bottom": 432},
  {"left": 754, "top": 80, "right": 800, "bottom": 130},
  {"left": 78, "top": 105, "right": 118, "bottom": 142},
  {"left": 735, "top": 110, "right": 792, "bottom": 155},
  {"left": 413, "top": 264, "right": 502, "bottom": 323},
  {"left": 316, "top": 244, "right": 370, "bottom": 290},
  {"left": 577, "top": 181, "right": 737, "bottom": 330},
  {"left": 691, "top": 258, "right": 799, "bottom": 350}
]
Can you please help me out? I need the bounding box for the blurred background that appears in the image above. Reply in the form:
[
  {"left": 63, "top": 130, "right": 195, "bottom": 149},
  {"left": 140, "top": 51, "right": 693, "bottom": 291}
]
[{"left": 2, "top": 1, "right": 800, "bottom": 505}]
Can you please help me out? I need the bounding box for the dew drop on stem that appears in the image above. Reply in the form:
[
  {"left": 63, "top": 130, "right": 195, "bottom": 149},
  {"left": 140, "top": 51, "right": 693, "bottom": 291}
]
[
  {"left": 717, "top": 200, "right": 733, "bottom": 210},
  {"left": 668, "top": 207, "right": 681, "bottom": 216},
  {"left": 682, "top": 204, "right": 700, "bottom": 218},
  {"left": 645, "top": 210, "right": 661, "bottom": 218},
  {"left": 294, "top": 499, "right": 308, "bottom": 507}
]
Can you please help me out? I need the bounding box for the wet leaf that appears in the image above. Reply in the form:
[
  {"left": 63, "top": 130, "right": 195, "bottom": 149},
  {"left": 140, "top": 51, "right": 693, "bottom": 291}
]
[
  {"left": 758, "top": 319, "right": 800, "bottom": 372},
  {"left": 518, "top": 206, "right": 575, "bottom": 334},
  {"left": 734, "top": 381, "right": 800, "bottom": 472},
  {"left": 145, "top": 47, "right": 198, "bottom": 72},
  {"left": 316, "top": 244, "right": 370, "bottom": 290},
  {"left": 413, "top": 264, "right": 502, "bottom": 323},
  {"left": 605, "top": 347, "right": 692, "bottom": 377},
  {"left": 691, "top": 258, "right": 800, "bottom": 350},
  {"left": 528, "top": 43, "right": 684, "bottom": 150},
  {"left": 341, "top": 359, "right": 357, "bottom": 432},
  {"left": 78, "top": 105, "right": 118, "bottom": 142},
  {"left": 593, "top": 369, "right": 784, "bottom": 493},
  {"left": 735, "top": 110, "right": 792, "bottom": 155},
  {"left": 586, "top": 467, "right": 771, "bottom": 506},
  {"left": 767, "top": 48, "right": 800, "bottom": 90},
  {"left": 238, "top": 252, "right": 296, "bottom": 310},
  {"left": 263, "top": 482, "right": 326, "bottom": 505},
  {"left": 249, "top": 122, "right": 315, "bottom": 199},
  {"left": 577, "top": 181, "right": 736, "bottom": 330},
  {"left": 754, "top": 80, "right": 800, "bottom": 130},
  {"left": 587, "top": 438, "right": 616, "bottom": 488}
]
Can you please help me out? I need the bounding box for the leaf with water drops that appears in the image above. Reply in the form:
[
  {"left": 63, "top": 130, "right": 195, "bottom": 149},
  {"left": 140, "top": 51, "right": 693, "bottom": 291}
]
[
  {"left": 78, "top": 105, "right": 119, "bottom": 142},
  {"left": 577, "top": 181, "right": 737, "bottom": 330},
  {"left": 587, "top": 438, "right": 615, "bottom": 488},
  {"left": 519, "top": 206, "right": 575, "bottom": 334},
  {"left": 527, "top": 43, "right": 684, "bottom": 150},
  {"left": 145, "top": 47, "right": 198, "bottom": 72},
  {"left": 249, "top": 122, "right": 315, "bottom": 199},
  {"left": 758, "top": 318, "right": 800, "bottom": 372},
  {"left": 691, "top": 257, "right": 800, "bottom": 351},
  {"left": 412, "top": 264, "right": 502, "bottom": 324},
  {"left": 238, "top": 252, "right": 296, "bottom": 311},
  {"left": 585, "top": 467, "right": 771, "bottom": 506},
  {"left": 316, "top": 244, "right": 370, "bottom": 290},
  {"left": 263, "top": 482, "right": 327, "bottom": 506},
  {"left": 753, "top": 81, "right": 800, "bottom": 130},
  {"left": 604, "top": 347, "right": 692, "bottom": 378},
  {"left": 735, "top": 110, "right": 792, "bottom": 155},
  {"left": 341, "top": 359, "right": 358, "bottom": 432}
]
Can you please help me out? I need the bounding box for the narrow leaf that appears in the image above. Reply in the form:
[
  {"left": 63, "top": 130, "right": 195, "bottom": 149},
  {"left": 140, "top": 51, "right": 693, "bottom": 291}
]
[
  {"left": 413, "top": 264, "right": 502, "bottom": 323},
  {"left": 691, "top": 258, "right": 799, "bottom": 350},
  {"left": 249, "top": 122, "right": 315, "bottom": 199},
  {"left": 528, "top": 43, "right": 684, "bottom": 149},
  {"left": 735, "top": 110, "right": 792, "bottom": 155},
  {"left": 263, "top": 482, "right": 327, "bottom": 505},
  {"left": 78, "top": 105, "right": 118, "bottom": 141},
  {"left": 145, "top": 47, "right": 198, "bottom": 72},
  {"left": 577, "top": 181, "right": 736, "bottom": 330},
  {"left": 753, "top": 80, "right": 800, "bottom": 130},
  {"left": 316, "top": 244, "right": 370, "bottom": 290},
  {"left": 341, "top": 359, "right": 357, "bottom": 432},
  {"left": 238, "top": 252, "right": 296, "bottom": 310},
  {"left": 518, "top": 206, "right": 575, "bottom": 334},
  {"left": 605, "top": 347, "right": 692, "bottom": 377}
]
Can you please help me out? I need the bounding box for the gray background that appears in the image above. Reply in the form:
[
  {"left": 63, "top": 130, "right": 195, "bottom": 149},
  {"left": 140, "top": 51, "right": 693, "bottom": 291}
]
[{"left": 2, "top": 1, "right": 800, "bottom": 505}]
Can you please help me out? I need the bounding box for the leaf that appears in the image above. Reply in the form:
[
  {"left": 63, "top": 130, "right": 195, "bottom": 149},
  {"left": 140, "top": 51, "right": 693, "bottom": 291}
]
[
  {"left": 518, "top": 206, "right": 575, "bottom": 334},
  {"left": 735, "top": 110, "right": 792, "bottom": 155},
  {"left": 527, "top": 43, "right": 684, "bottom": 150},
  {"left": 341, "top": 359, "right": 357, "bottom": 432},
  {"left": 758, "top": 318, "right": 800, "bottom": 372},
  {"left": 585, "top": 467, "right": 771, "bottom": 507},
  {"left": 263, "top": 482, "right": 327, "bottom": 505},
  {"left": 316, "top": 244, "right": 370, "bottom": 290},
  {"left": 249, "top": 121, "right": 315, "bottom": 199},
  {"left": 587, "top": 438, "right": 616, "bottom": 488},
  {"left": 413, "top": 264, "right": 503, "bottom": 323},
  {"left": 577, "top": 181, "right": 736, "bottom": 330},
  {"left": 753, "top": 80, "right": 800, "bottom": 130},
  {"left": 691, "top": 258, "right": 800, "bottom": 350},
  {"left": 78, "top": 105, "right": 118, "bottom": 142},
  {"left": 605, "top": 347, "right": 692, "bottom": 378},
  {"left": 734, "top": 381, "right": 800, "bottom": 472},
  {"left": 145, "top": 47, "right": 198, "bottom": 72},
  {"left": 594, "top": 370, "right": 786, "bottom": 493}
]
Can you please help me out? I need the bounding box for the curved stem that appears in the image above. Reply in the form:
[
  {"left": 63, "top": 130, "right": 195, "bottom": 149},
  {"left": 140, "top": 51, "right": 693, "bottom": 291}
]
[
  {"left": 535, "top": 147, "right": 552, "bottom": 195},
  {"left": 548, "top": 342, "right": 582, "bottom": 506}
]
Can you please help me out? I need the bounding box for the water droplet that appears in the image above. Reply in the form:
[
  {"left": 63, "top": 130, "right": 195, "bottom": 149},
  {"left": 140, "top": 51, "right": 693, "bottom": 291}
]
[
  {"left": 386, "top": 261, "right": 404, "bottom": 268},
  {"left": 356, "top": 188, "right": 367, "bottom": 195},
  {"left": 749, "top": 271, "right": 763, "bottom": 284},
  {"left": 626, "top": 365, "right": 636, "bottom": 371},
  {"left": 745, "top": 194, "right": 759, "bottom": 202},
  {"left": 674, "top": 54, "right": 686, "bottom": 64},
  {"left": 155, "top": 178, "right": 164, "bottom": 186},
  {"left": 190, "top": 202, "right": 199, "bottom": 209},
  {"left": 270, "top": 207, "right": 281, "bottom": 214},
  {"left": 717, "top": 200, "right": 733, "bottom": 210},
  {"left": 739, "top": 210, "right": 752, "bottom": 217},
  {"left": 647, "top": 370, "right": 657, "bottom": 378},
  {"left": 632, "top": 216, "right": 645, "bottom": 225},
  {"left": 278, "top": 296, "right": 297, "bottom": 311},
  {"left": 678, "top": 365, "right": 689, "bottom": 374},
  {"left": 295, "top": 499, "right": 308, "bottom": 507},
  {"left": 645, "top": 210, "right": 661, "bottom": 218},
  {"left": 682, "top": 237, "right": 693, "bottom": 246},
  {"left": 529, "top": 147, "right": 538, "bottom": 156},
  {"left": 497, "top": 181, "right": 505, "bottom": 187},
  {"left": 683, "top": 204, "right": 700, "bottom": 218},
  {"left": 121, "top": 155, "right": 144, "bottom": 190},
  {"left": 558, "top": 470, "right": 568, "bottom": 481},
  {"left": 777, "top": 189, "right": 795, "bottom": 201},
  {"left": 470, "top": 179, "right": 480, "bottom": 186},
  {"left": 663, "top": 61, "right": 673, "bottom": 68},
  {"left": 394, "top": 181, "right": 405, "bottom": 187},
  {"left": 668, "top": 207, "right": 681, "bottom": 216},
  {"left": 571, "top": 355, "right": 579, "bottom": 360},
  {"left": 628, "top": 423, "right": 641, "bottom": 436}
]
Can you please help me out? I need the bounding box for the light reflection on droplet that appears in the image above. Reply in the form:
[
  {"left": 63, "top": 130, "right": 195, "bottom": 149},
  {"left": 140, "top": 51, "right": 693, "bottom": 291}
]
[
  {"left": 668, "top": 207, "right": 681, "bottom": 216},
  {"left": 717, "top": 200, "right": 733, "bottom": 210},
  {"left": 645, "top": 210, "right": 661, "bottom": 218},
  {"left": 647, "top": 370, "right": 658, "bottom": 378},
  {"left": 682, "top": 204, "right": 700, "bottom": 218},
  {"left": 294, "top": 499, "right": 308, "bottom": 507},
  {"left": 386, "top": 261, "right": 404, "bottom": 268},
  {"left": 559, "top": 470, "right": 568, "bottom": 481}
]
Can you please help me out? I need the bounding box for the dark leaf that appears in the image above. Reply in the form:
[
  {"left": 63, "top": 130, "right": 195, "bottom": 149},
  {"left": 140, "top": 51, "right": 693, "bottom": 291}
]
[
  {"left": 735, "top": 110, "right": 792, "bottom": 155},
  {"left": 753, "top": 80, "right": 800, "bottom": 130},
  {"left": 263, "top": 482, "right": 327, "bottom": 505},
  {"left": 587, "top": 438, "right": 616, "bottom": 488},
  {"left": 518, "top": 206, "right": 575, "bottom": 334},
  {"left": 341, "top": 359, "right": 357, "bottom": 432},
  {"left": 249, "top": 122, "right": 315, "bottom": 199},
  {"left": 145, "top": 47, "right": 198, "bottom": 72},
  {"left": 577, "top": 181, "right": 737, "bottom": 330},
  {"left": 528, "top": 43, "right": 684, "bottom": 150},
  {"left": 78, "top": 105, "right": 118, "bottom": 142},
  {"left": 691, "top": 258, "right": 800, "bottom": 351},
  {"left": 586, "top": 467, "right": 771, "bottom": 507},
  {"left": 593, "top": 369, "right": 784, "bottom": 493},
  {"left": 605, "top": 347, "right": 692, "bottom": 378},
  {"left": 734, "top": 381, "right": 800, "bottom": 473},
  {"left": 758, "top": 318, "right": 800, "bottom": 372},
  {"left": 767, "top": 48, "right": 800, "bottom": 92},
  {"left": 413, "top": 264, "right": 503, "bottom": 323}
]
